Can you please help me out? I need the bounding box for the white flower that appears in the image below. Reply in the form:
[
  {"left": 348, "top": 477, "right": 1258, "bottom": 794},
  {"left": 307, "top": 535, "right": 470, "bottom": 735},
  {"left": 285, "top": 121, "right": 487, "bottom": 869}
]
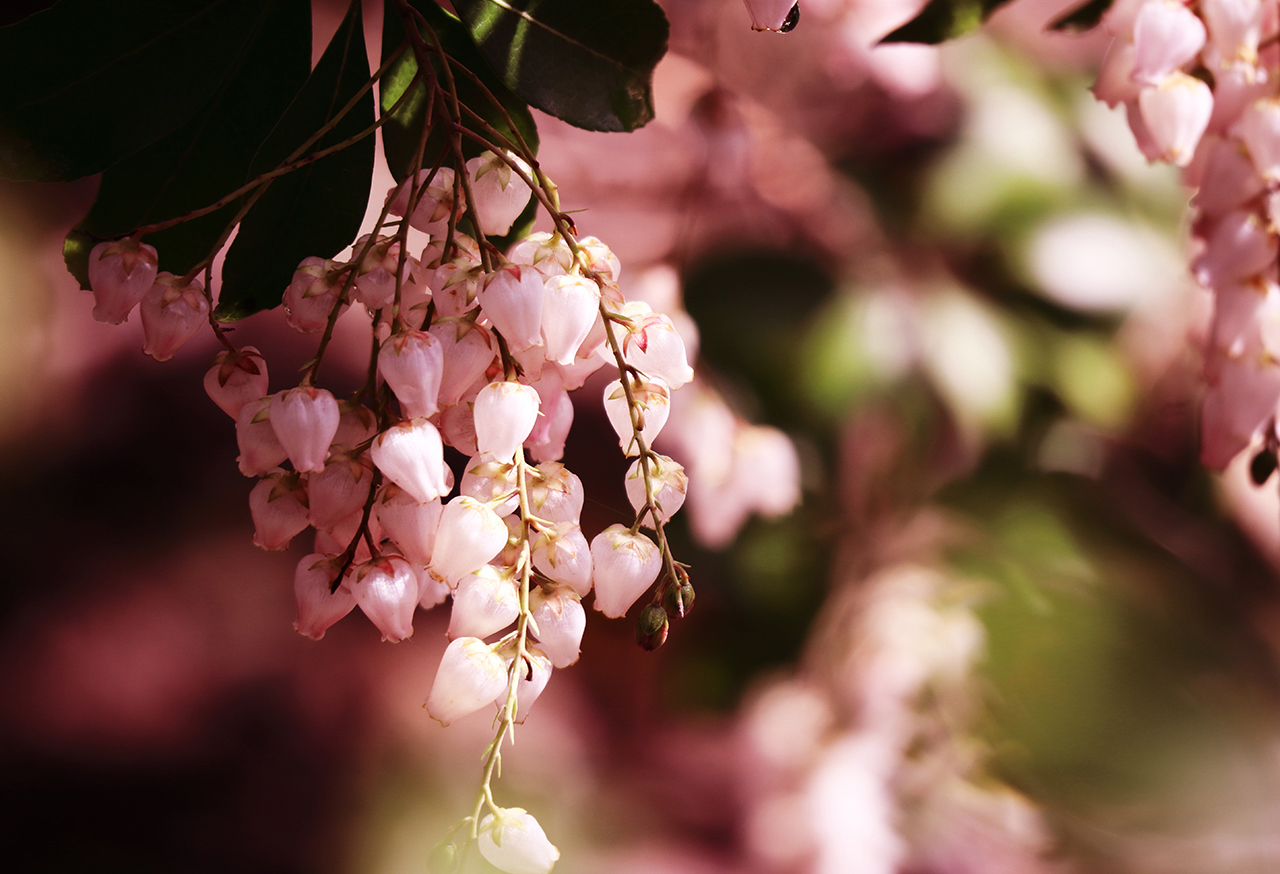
[{"left": 478, "top": 808, "right": 560, "bottom": 874}]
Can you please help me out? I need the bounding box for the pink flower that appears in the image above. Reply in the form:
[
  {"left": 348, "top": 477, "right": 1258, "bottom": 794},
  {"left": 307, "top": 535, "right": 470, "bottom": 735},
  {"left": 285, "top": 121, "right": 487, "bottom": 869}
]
[
  {"left": 140, "top": 273, "right": 208, "bottom": 361},
  {"left": 87, "top": 238, "right": 159, "bottom": 324},
  {"left": 425, "top": 637, "right": 510, "bottom": 725},
  {"left": 293, "top": 554, "right": 355, "bottom": 640},
  {"left": 369, "top": 418, "right": 450, "bottom": 504},
  {"left": 204, "top": 346, "right": 269, "bottom": 419},
  {"left": 1137, "top": 71, "right": 1213, "bottom": 166},
  {"left": 590, "top": 524, "right": 662, "bottom": 618},
  {"left": 350, "top": 556, "right": 418, "bottom": 642},
  {"left": 271, "top": 386, "right": 340, "bottom": 473}
]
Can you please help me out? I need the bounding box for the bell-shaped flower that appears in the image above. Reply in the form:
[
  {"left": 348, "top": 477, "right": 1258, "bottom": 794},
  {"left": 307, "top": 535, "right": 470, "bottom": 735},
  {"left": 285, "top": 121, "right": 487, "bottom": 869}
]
[
  {"left": 429, "top": 496, "right": 508, "bottom": 585},
  {"left": 475, "top": 381, "right": 541, "bottom": 461},
  {"left": 603, "top": 377, "right": 671, "bottom": 456},
  {"left": 1137, "top": 71, "right": 1213, "bottom": 166},
  {"left": 541, "top": 274, "right": 601, "bottom": 364},
  {"left": 528, "top": 462, "right": 585, "bottom": 524},
  {"left": 293, "top": 554, "right": 356, "bottom": 640},
  {"left": 140, "top": 273, "right": 208, "bottom": 361},
  {"left": 352, "top": 236, "right": 405, "bottom": 309},
  {"left": 495, "top": 647, "right": 553, "bottom": 724},
  {"left": 466, "top": 150, "right": 534, "bottom": 236},
  {"left": 1194, "top": 209, "right": 1276, "bottom": 287},
  {"left": 477, "top": 808, "right": 560, "bottom": 874},
  {"left": 271, "top": 386, "right": 340, "bottom": 473},
  {"left": 379, "top": 329, "right": 444, "bottom": 418},
  {"left": 236, "top": 397, "right": 289, "bottom": 476},
  {"left": 369, "top": 418, "right": 449, "bottom": 504},
  {"left": 530, "top": 587, "right": 586, "bottom": 667},
  {"left": 376, "top": 485, "right": 444, "bottom": 566},
  {"left": 250, "top": 471, "right": 310, "bottom": 551},
  {"left": 625, "top": 455, "right": 688, "bottom": 526},
  {"left": 461, "top": 457, "right": 520, "bottom": 516},
  {"left": 417, "top": 566, "right": 451, "bottom": 609},
  {"left": 425, "top": 636, "right": 510, "bottom": 725},
  {"left": 590, "top": 524, "right": 662, "bottom": 618},
  {"left": 508, "top": 231, "right": 573, "bottom": 280},
  {"left": 579, "top": 236, "right": 622, "bottom": 282},
  {"left": 332, "top": 402, "right": 378, "bottom": 451},
  {"left": 88, "top": 238, "right": 159, "bottom": 324},
  {"left": 1131, "top": 0, "right": 1206, "bottom": 85},
  {"left": 1203, "top": 0, "right": 1263, "bottom": 64},
  {"left": 439, "top": 401, "right": 480, "bottom": 456},
  {"left": 387, "top": 166, "right": 462, "bottom": 234},
  {"left": 1093, "top": 39, "right": 1140, "bottom": 108},
  {"left": 204, "top": 346, "right": 269, "bottom": 419},
  {"left": 531, "top": 522, "right": 593, "bottom": 597},
  {"left": 743, "top": 0, "right": 797, "bottom": 31},
  {"left": 448, "top": 563, "right": 520, "bottom": 639},
  {"left": 620, "top": 303, "right": 695, "bottom": 389},
  {"left": 284, "top": 257, "right": 347, "bottom": 333},
  {"left": 1235, "top": 97, "right": 1280, "bottom": 181},
  {"left": 736, "top": 425, "right": 803, "bottom": 517},
  {"left": 480, "top": 265, "right": 545, "bottom": 351},
  {"left": 308, "top": 451, "right": 375, "bottom": 531},
  {"left": 430, "top": 319, "right": 496, "bottom": 406},
  {"left": 350, "top": 555, "right": 419, "bottom": 642},
  {"left": 431, "top": 259, "right": 483, "bottom": 317},
  {"left": 527, "top": 387, "right": 574, "bottom": 464},
  {"left": 1201, "top": 350, "right": 1280, "bottom": 469},
  {"left": 1193, "top": 136, "right": 1266, "bottom": 217}
]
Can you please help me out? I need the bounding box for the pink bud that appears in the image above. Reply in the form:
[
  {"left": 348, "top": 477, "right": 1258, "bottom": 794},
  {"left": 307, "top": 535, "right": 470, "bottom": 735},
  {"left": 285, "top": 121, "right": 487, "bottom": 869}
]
[
  {"left": 528, "top": 462, "right": 585, "bottom": 524},
  {"left": 620, "top": 304, "right": 695, "bottom": 389},
  {"left": 530, "top": 587, "right": 586, "bottom": 667},
  {"left": 540, "top": 274, "right": 601, "bottom": 365},
  {"left": 461, "top": 457, "right": 520, "bottom": 516},
  {"left": 349, "top": 556, "right": 418, "bottom": 642},
  {"left": 430, "top": 319, "right": 496, "bottom": 407},
  {"left": 204, "top": 347, "right": 269, "bottom": 419},
  {"left": 590, "top": 524, "right": 662, "bottom": 618},
  {"left": 332, "top": 401, "right": 378, "bottom": 451},
  {"left": 527, "top": 386, "right": 574, "bottom": 464},
  {"left": 140, "top": 273, "right": 208, "bottom": 361},
  {"left": 579, "top": 236, "right": 622, "bottom": 282},
  {"left": 1194, "top": 209, "right": 1276, "bottom": 286},
  {"left": 742, "top": 0, "right": 797, "bottom": 31},
  {"left": 376, "top": 485, "right": 443, "bottom": 566},
  {"left": 474, "top": 381, "right": 541, "bottom": 461},
  {"left": 1235, "top": 98, "right": 1280, "bottom": 180},
  {"left": 477, "top": 808, "right": 560, "bottom": 874},
  {"left": 480, "top": 265, "right": 545, "bottom": 351},
  {"left": 271, "top": 386, "right": 340, "bottom": 473},
  {"left": 308, "top": 452, "right": 375, "bottom": 531},
  {"left": 431, "top": 259, "right": 482, "bottom": 317},
  {"left": 495, "top": 648, "right": 553, "bottom": 724},
  {"left": 284, "top": 257, "right": 347, "bottom": 333},
  {"left": 449, "top": 563, "right": 520, "bottom": 639},
  {"left": 88, "top": 238, "right": 159, "bottom": 324},
  {"left": 466, "top": 150, "right": 533, "bottom": 236},
  {"left": 1131, "top": 0, "right": 1206, "bottom": 85},
  {"left": 1193, "top": 137, "right": 1265, "bottom": 216},
  {"left": 369, "top": 418, "right": 449, "bottom": 503},
  {"left": 603, "top": 377, "right": 671, "bottom": 456},
  {"left": 429, "top": 496, "right": 509, "bottom": 585},
  {"left": 379, "top": 330, "right": 445, "bottom": 418},
  {"left": 388, "top": 167, "right": 462, "bottom": 234},
  {"left": 425, "top": 636, "right": 510, "bottom": 725},
  {"left": 352, "top": 236, "right": 404, "bottom": 309},
  {"left": 1137, "top": 71, "right": 1213, "bottom": 166},
  {"left": 293, "top": 554, "right": 356, "bottom": 640},
  {"left": 625, "top": 455, "right": 688, "bottom": 526},
  {"left": 249, "top": 472, "right": 310, "bottom": 550},
  {"left": 236, "top": 397, "right": 288, "bottom": 476},
  {"left": 531, "top": 522, "right": 593, "bottom": 596},
  {"left": 508, "top": 231, "right": 573, "bottom": 278},
  {"left": 1203, "top": 0, "right": 1263, "bottom": 63},
  {"left": 1094, "top": 39, "right": 1141, "bottom": 108}
]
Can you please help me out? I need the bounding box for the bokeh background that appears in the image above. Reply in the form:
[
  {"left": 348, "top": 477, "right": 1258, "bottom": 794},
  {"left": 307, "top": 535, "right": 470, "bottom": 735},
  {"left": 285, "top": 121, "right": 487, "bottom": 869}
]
[{"left": 5, "top": 0, "right": 1280, "bottom": 872}]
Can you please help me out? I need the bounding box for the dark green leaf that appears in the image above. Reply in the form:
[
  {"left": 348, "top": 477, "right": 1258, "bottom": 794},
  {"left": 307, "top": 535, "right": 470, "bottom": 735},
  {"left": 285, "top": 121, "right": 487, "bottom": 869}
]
[
  {"left": 0, "top": 0, "right": 291, "bottom": 181},
  {"left": 381, "top": 0, "right": 539, "bottom": 181},
  {"left": 880, "top": 0, "right": 1012, "bottom": 44},
  {"left": 1049, "top": 0, "right": 1113, "bottom": 33},
  {"left": 63, "top": 0, "right": 310, "bottom": 289},
  {"left": 451, "top": 0, "right": 668, "bottom": 133},
  {"left": 217, "top": 0, "right": 375, "bottom": 322}
]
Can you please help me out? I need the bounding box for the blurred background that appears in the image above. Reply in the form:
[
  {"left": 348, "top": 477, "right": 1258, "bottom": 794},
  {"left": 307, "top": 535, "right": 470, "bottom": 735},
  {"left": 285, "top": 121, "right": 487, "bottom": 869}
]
[{"left": 5, "top": 0, "right": 1280, "bottom": 872}]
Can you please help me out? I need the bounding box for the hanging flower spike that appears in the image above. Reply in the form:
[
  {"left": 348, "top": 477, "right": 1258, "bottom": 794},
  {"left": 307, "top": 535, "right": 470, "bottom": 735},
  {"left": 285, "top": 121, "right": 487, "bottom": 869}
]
[
  {"left": 87, "top": 238, "right": 159, "bottom": 325},
  {"left": 425, "top": 636, "right": 510, "bottom": 725},
  {"left": 590, "top": 524, "right": 663, "bottom": 618},
  {"left": 474, "top": 381, "right": 541, "bottom": 462},
  {"left": 369, "top": 418, "right": 450, "bottom": 504},
  {"left": 271, "top": 386, "right": 340, "bottom": 473},
  {"left": 140, "top": 273, "right": 208, "bottom": 361},
  {"left": 466, "top": 150, "right": 534, "bottom": 237},
  {"left": 477, "top": 808, "right": 560, "bottom": 874}
]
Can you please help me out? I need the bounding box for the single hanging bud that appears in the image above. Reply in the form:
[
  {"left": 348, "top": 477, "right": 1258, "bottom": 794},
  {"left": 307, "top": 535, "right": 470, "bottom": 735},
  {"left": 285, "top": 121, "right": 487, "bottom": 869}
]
[
  {"left": 530, "top": 587, "right": 586, "bottom": 667},
  {"left": 352, "top": 236, "right": 403, "bottom": 309},
  {"left": 236, "top": 397, "right": 289, "bottom": 477},
  {"left": 579, "top": 236, "right": 622, "bottom": 282},
  {"left": 369, "top": 419, "right": 449, "bottom": 503},
  {"left": 387, "top": 166, "right": 462, "bottom": 234},
  {"left": 431, "top": 259, "right": 483, "bottom": 317},
  {"left": 508, "top": 231, "right": 573, "bottom": 279},
  {"left": 461, "top": 457, "right": 520, "bottom": 516},
  {"left": 308, "top": 451, "right": 375, "bottom": 531},
  {"left": 1137, "top": 71, "right": 1213, "bottom": 166},
  {"left": 624, "top": 455, "right": 688, "bottom": 526},
  {"left": 590, "top": 524, "right": 663, "bottom": 618},
  {"left": 636, "top": 603, "right": 669, "bottom": 651},
  {"left": 332, "top": 401, "right": 378, "bottom": 450},
  {"left": 430, "top": 319, "right": 496, "bottom": 407},
  {"left": 603, "top": 377, "right": 671, "bottom": 456},
  {"left": 494, "top": 646, "right": 553, "bottom": 724},
  {"left": 465, "top": 150, "right": 534, "bottom": 236},
  {"left": 293, "top": 554, "right": 356, "bottom": 640},
  {"left": 479, "top": 265, "right": 545, "bottom": 351},
  {"left": 375, "top": 485, "right": 444, "bottom": 566},
  {"left": 448, "top": 563, "right": 520, "bottom": 640},
  {"left": 541, "top": 274, "right": 601, "bottom": 365},
  {"left": 742, "top": 0, "right": 798, "bottom": 32},
  {"left": 271, "top": 386, "right": 340, "bottom": 473},
  {"left": 1131, "top": 0, "right": 1207, "bottom": 85},
  {"left": 428, "top": 496, "right": 508, "bottom": 585},
  {"left": 140, "top": 273, "right": 208, "bottom": 361},
  {"left": 249, "top": 471, "right": 311, "bottom": 551},
  {"left": 350, "top": 555, "right": 419, "bottom": 642},
  {"left": 528, "top": 462, "right": 585, "bottom": 524},
  {"left": 1203, "top": 0, "right": 1264, "bottom": 63},
  {"left": 284, "top": 257, "right": 347, "bottom": 333},
  {"left": 205, "top": 346, "right": 269, "bottom": 419},
  {"left": 378, "top": 330, "right": 445, "bottom": 418},
  {"left": 531, "top": 522, "right": 593, "bottom": 597},
  {"left": 477, "top": 808, "right": 560, "bottom": 874},
  {"left": 425, "top": 637, "right": 510, "bottom": 725},
  {"left": 474, "top": 381, "right": 541, "bottom": 462},
  {"left": 620, "top": 304, "right": 695, "bottom": 389},
  {"left": 87, "top": 238, "right": 159, "bottom": 324}
]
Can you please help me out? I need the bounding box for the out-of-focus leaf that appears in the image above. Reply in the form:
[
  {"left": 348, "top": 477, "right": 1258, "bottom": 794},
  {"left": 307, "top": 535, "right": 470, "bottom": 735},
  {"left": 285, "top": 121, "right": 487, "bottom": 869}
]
[
  {"left": 880, "top": 0, "right": 1013, "bottom": 44},
  {"left": 381, "top": 0, "right": 538, "bottom": 181},
  {"left": 451, "top": 0, "right": 669, "bottom": 133},
  {"left": 217, "top": 0, "right": 374, "bottom": 322},
  {"left": 1049, "top": 0, "right": 1113, "bottom": 32},
  {"left": 63, "top": 0, "right": 310, "bottom": 289},
  {"left": 0, "top": 0, "right": 286, "bottom": 181}
]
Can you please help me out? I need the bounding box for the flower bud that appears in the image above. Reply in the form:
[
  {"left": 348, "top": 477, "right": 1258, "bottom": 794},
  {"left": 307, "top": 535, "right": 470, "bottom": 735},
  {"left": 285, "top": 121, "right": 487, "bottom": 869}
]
[
  {"left": 636, "top": 603, "right": 669, "bottom": 651},
  {"left": 369, "top": 418, "right": 449, "bottom": 504},
  {"left": 603, "top": 377, "right": 671, "bottom": 456},
  {"left": 466, "top": 150, "right": 534, "bottom": 236},
  {"left": 430, "top": 319, "right": 496, "bottom": 407},
  {"left": 531, "top": 522, "right": 593, "bottom": 597},
  {"left": 1131, "top": 0, "right": 1206, "bottom": 85},
  {"left": 204, "top": 346, "right": 269, "bottom": 419},
  {"left": 480, "top": 265, "right": 545, "bottom": 351},
  {"left": 379, "top": 329, "right": 445, "bottom": 418},
  {"left": 496, "top": 647, "right": 553, "bottom": 724},
  {"left": 590, "top": 524, "right": 662, "bottom": 618},
  {"left": 663, "top": 573, "right": 695, "bottom": 618},
  {"left": 250, "top": 471, "right": 310, "bottom": 551},
  {"left": 236, "top": 397, "right": 289, "bottom": 477},
  {"left": 283, "top": 257, "right": 347, "bottom": 333},
  {"left": 293, "top": 554, "right": 355, "bottom": 640},
  {"left": 448, "top": 563, "right": 520, "bottom": 640},
  {"left": 541, "top": 274, "right": 600, "bottom": 365},
  {"left": 375, "top": 485, "right": 443, "bottom": 566},
  {"left": 528, "top": 462, "right": 585, "bottom": 524},
  {"left": 308, "top": 452, "right": 375, "bottom": 531},
  {"left": 425, "top": 636, "right": 509, "bottom": 725},
  {"left": 271, "top": 386, "right": 340, "bottom": 473},
  {"left": 88, "top": 238, "right": 159, "bottom": 324},
  {"left": 477, "top": 808, "right": 560, "bottom": 874},
  {"left": 140, "top": 273, "right": 208, "bottom": 361},
  {"left": 1137, "top": 71, "right": 1213, "bottom": 166},
  {"left": 351, "top": 555, "right": 418, "bottom": 642},
  {"left": 429, "top": 496, "right": 508, "bottom": 585},
  {"left": 530, "top": 587, "right": 585, "bottom": 667},
  {"left": 624, "top": 455, "right": 688, "bottom": 526},
  {"left": 474, "top": 381, "right": 541, "bottom": 462}
]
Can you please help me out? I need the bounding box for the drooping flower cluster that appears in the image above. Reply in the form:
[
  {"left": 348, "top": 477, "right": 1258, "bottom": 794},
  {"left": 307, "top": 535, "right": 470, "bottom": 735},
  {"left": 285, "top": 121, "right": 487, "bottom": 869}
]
[
  {"left": 1094, "top": 0, "right": 1280, "bottom": 474},
  {"left": 84, "top": 149, "right": 699, "bottom": 874}
]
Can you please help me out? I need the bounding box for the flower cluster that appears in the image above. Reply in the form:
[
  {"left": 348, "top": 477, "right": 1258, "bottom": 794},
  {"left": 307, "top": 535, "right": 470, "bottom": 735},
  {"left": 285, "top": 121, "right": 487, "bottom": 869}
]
[{"left": 84, "top": 149, "right": 696, "bottom": 874}]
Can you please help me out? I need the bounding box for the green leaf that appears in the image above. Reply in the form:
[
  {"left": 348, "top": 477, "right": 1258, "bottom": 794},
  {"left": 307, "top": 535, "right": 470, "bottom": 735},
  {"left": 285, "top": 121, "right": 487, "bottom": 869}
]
[
  {"left": 216, "top": 0, "right": 375, "bottom": 322},
  {"left": 0, "top": 0, "right": 293, "bottom": 181},
  {"left": 381, "top": 0, "right": 539, "bottom": 182},
  {"left": 880, "top": 0, "right": 1012, "bottom": 44},
  {"left": 1049, "top": 0, "right": 1113, "bottom": 32},
  {"left": 63, "top": 0, "right": 311, "bottom": 289},
  {"left": 451, "top": 0, "right": 669, "bottom": 133}
]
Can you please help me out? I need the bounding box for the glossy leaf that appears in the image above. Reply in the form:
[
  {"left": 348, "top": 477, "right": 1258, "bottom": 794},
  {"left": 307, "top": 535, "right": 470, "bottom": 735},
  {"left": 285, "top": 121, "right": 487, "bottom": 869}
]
[
  {"left": 451, "top": 0, "right": 669, "bottom": 133},
  {"left": 63, "top": 0, "right": 311, "bottom": 289},
  {"left": 381, "top": 0, "right": 539, "bottom": 182},
  {"left": 1049, "top": 0, "right": 1113, "bottom": 32},
  {"left": 0, "top": 0, "right": 286, "bottom": 181},
  {"left": 880, "top": 0, "right": 1013, "bottom": 44},
  {"left": 216, "top": 0, "right": 375, "bottom": 322}
]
